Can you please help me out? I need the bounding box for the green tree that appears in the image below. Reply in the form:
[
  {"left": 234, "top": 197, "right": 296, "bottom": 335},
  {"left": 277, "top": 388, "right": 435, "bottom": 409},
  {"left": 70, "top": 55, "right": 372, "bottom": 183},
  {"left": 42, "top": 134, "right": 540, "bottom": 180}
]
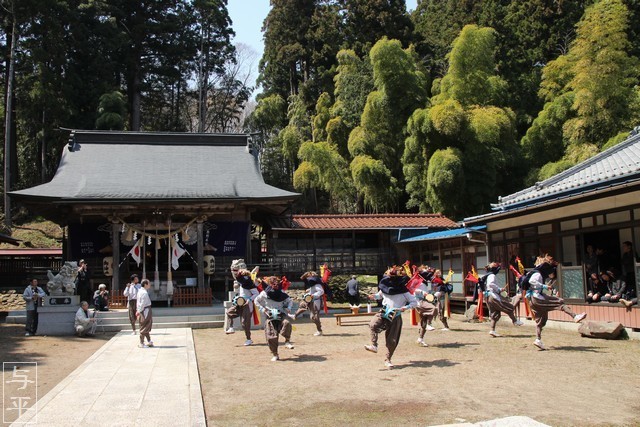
[
  {"left": 404, "top": 25, "right": 518, "bottom": 217},
  {"left": 348, "top": 38, "right": 427, "bottom": 212},
  {"left": 342, "top": 0, "right": 414, "bottom": 57},
  {"left": 521, "top": 0, "right": 640, "bottom": 180},
  {"left": 96, "top": 91, "right": 127, "bottom": 130},
  {"left": 259, "top": 0, "right": 316, "bottom": 99}
]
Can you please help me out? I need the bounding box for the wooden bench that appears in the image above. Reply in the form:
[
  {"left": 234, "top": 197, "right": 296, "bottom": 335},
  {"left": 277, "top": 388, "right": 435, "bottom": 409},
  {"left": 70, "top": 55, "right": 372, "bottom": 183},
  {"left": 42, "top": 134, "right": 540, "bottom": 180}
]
[{"left": 334, "top": 311, "right": 376, "bottom": 326}]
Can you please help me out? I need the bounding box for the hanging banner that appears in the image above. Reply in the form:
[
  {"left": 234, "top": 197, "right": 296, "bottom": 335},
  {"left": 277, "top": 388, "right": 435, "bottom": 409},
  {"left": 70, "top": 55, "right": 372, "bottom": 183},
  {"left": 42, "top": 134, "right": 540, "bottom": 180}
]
[
  {"left": 205, "top": 222, "right": 248, "bottom": 257},
  {"left": 68, "top": 223, "right": 112, "bottom": 259}
]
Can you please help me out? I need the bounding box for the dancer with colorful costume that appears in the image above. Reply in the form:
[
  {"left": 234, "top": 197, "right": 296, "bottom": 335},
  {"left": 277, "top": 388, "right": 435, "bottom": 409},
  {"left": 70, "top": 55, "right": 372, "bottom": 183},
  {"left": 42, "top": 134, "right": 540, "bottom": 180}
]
[
  {"left": 525, "top": 255, "right": 587, "bottom": 350},
  {"left": 483, "top": 262, "right": 523, "bottom": 337},
  {"left": 225, "top": 259, "right": 260, "bottom": 346},
  {"left": 292, "top": 271, "right": 325, "bottom": 336},
  {"left": 254, "top": 276, "right": 295, "bottom": 361},
  {"left": 364, "top": 266, "right": 417, "bottom": 368},
  {"left": 413, "top": 265, "right": 437, "bottom": 346}
]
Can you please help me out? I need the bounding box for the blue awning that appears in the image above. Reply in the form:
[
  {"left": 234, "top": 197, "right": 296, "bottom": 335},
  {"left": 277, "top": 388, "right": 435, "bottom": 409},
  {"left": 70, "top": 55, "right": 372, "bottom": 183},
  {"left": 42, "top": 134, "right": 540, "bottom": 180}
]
[{"left": 398, "top": 225, "right": 486, "bottom": 243}]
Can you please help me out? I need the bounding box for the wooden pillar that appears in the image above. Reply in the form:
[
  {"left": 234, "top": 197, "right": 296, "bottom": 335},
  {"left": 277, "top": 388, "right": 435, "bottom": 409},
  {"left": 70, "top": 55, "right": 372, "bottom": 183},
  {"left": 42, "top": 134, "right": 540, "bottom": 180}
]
[
  {"left": 351, "top": 231, "right": 356, "bottom": 271},
  {"left": 111, "top": 222, "right": 120, "bottom": 292},
  {"left": 312, "top": 232, "right": 317, "bottom": 271},
  {"left": 197, "top": 220, "right": 205, "bottom": 291}
]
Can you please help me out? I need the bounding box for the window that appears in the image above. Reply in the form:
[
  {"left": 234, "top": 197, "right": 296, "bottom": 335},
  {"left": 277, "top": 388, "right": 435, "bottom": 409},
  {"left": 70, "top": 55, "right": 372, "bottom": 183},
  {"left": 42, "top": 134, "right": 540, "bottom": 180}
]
[
  {"left": 581, "top": 216, "right": 593, "bottom": 228},
  {"left": 606, "top": 210, "right": 630, "bottom": 224},
  {"left": 505, "top": 230, "right": 519, "bottom": 240},
  {"left": 538, "top": 224, "right": 552, "bottom": 234},
  {"left": 562, "top": 235, "right": 578, "bottom": 266},
  {"left": 560, "top": 219, "right": 579, "bottom": 231}
]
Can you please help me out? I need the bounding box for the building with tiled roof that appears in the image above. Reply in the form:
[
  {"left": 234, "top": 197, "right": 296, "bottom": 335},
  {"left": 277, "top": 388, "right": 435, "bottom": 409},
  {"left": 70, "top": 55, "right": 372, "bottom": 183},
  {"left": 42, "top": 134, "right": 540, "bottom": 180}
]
[
  {"left": 9, "top": 130, "right": 299, "bottom": 297},
  {"left": 268, "top": 214, "right": 457, "bottom": 230},
  {"left": 264, "top": 213, "right": 458, "bottom": 277},
  {"left": 464, "top": 128, "right": 640, "bottom": 328}
]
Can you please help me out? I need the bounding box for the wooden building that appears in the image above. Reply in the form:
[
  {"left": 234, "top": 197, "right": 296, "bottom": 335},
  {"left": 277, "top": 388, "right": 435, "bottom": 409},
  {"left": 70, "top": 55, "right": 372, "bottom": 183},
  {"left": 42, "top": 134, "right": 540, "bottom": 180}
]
[
  {"left": 463, "top": 129, "right": 640, "bottom": 329},
  {"left": 263, "top": 214, "right": 458, "bottom": 278},
  {"left": 10, "top": 130, "right": 298, "bottom": 300}
]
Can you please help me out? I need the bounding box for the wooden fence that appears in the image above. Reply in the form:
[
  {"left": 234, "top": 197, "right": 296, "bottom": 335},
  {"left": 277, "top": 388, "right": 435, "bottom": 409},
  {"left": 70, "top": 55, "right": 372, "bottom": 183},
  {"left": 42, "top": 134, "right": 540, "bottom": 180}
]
[
  {"left": 108, "top": 290, "right": 127, "bottom": 309},
  {"left": 172, "top": 287, "right": 212, "bottom": 307}
]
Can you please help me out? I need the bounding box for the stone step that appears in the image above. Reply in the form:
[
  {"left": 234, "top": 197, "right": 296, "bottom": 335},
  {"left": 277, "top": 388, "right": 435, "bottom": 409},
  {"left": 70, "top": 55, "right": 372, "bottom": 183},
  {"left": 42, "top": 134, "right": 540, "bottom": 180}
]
[
  {"left": 98, "top": 320, "right": 224, "bottom": 332},
  {"left": 97, "top": 314, "right": 224, "bottom": 325}
]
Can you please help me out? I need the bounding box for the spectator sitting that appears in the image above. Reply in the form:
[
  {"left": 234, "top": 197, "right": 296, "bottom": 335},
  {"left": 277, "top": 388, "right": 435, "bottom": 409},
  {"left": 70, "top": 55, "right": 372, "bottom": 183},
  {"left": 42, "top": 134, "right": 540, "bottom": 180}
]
[
  {"left": 93, "top": 284, "right": 110, "bottom": 311},
  {"left": 600, "top": 270, "right": 626, "bottom": 303},
  {"left": 586, "top": 272, "right": 608, "bottom": 303},
  {"left": 75, "top": 301, "right": 97, "bottom": 337}
]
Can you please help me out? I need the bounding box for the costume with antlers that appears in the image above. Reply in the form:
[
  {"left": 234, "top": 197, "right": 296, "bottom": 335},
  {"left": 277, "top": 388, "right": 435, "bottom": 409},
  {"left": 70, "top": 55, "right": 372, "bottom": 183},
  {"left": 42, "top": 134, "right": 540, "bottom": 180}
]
[
  {"left": 254, "top": 277, "right": 295, "bottom": 361},
  {"left": 413, "top": 265, "right": 437, "bottom": 346},
  {"left": 225, "top": 260, "right": 260, "bottom": 346},
  {"left": 525, "top": 255, "right": 587, "bottom": 350},
  {"left": 431, "top": 269, "right": 451, "bottom": 330},
  {"left": 483, "top": 262, "right": 523, "bottom": 338},
  {"left": 293, "top": 271, "right": 325, "bottom": 336},
  {"left": 364, "top": 266, "right": 418, "bottom": 368}
]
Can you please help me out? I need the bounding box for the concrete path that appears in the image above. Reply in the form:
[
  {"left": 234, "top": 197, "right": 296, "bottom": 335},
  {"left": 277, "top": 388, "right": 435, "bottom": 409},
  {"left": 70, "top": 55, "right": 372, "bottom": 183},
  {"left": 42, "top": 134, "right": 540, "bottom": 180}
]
[{"left": 12, "top": 328, "right": 205, "bottom": 426}]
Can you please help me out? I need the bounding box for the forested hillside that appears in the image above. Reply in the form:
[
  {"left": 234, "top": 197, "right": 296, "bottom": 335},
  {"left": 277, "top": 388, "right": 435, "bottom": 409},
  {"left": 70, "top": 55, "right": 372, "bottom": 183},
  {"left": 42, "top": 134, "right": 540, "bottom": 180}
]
[{"left": 2, "top": 0, "right": 639, "bottom": 220}]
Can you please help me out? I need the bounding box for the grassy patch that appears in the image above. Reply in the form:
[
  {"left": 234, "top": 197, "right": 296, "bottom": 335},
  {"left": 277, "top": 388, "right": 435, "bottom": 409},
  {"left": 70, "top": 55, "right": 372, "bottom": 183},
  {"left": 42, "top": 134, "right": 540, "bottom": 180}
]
[{"left": 0, "top": 218, "right": 63, "bottom": 249}]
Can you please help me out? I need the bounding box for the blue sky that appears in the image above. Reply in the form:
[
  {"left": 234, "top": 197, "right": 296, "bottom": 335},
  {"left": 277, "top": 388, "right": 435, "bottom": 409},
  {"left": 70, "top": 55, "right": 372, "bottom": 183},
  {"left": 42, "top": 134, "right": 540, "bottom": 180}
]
[{"left": 227, "top": 0, "right": 419, "bottom": 60}]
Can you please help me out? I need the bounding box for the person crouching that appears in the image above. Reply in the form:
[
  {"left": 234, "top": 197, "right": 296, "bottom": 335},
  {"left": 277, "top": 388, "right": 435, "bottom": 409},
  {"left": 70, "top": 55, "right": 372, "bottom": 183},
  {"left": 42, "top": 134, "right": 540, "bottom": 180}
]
[{"left": 254, "top": 277, "right": 295, "bottom": 361}]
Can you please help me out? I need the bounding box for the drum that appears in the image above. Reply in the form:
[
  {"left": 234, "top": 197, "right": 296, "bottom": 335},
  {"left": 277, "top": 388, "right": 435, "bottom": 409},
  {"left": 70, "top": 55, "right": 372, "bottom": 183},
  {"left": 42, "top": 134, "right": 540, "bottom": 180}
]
[
  {"left": 268, "top": 308, "right": 281, "bottom": 319},
  {"left": 381, "top": 306, "right": 398, "bottom": 321},
  {"left": 232, "top": 295, "right": 247, "bottom": 307},
  {"left": 303, "top": 293, "right": 313, "bottom": 304},
  {"left": 542, "top": 287, "right": 553, "bottom": 296},
  {"left": 500, "top": 290, "right": 508, "bottom": 298},
  {"left": 425, "top": 293, "right": 435, "bottom": 303}
]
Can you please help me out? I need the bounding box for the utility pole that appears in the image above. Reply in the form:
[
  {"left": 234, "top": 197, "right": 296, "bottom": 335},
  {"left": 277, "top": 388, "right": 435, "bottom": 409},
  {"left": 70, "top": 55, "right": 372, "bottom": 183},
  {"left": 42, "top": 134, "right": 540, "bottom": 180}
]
[{"left": 3, "top": 12, "right": 17, "bottom": 228}]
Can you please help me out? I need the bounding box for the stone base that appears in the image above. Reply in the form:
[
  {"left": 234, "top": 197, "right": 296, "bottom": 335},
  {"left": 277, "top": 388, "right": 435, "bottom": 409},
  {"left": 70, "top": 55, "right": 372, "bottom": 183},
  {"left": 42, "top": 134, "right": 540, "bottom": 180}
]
[
  {"left": 44, "top": 295, "right": 80, "bottom": 307},
  {"left": 37, "top": 305, "right": 80, "bottom": 335},
  {"left": 578, "top": 320, "right": 625, "bottom": 339}
]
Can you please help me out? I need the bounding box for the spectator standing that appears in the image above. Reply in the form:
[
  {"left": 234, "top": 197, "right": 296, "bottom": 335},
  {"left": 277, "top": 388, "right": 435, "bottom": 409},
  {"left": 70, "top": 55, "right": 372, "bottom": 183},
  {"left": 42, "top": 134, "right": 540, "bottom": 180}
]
[
  {"left": 584, "top": 245, "right": 598, "bottom": 276},
  {"left": 346, "top": 275, "right": 360, "bottom": 308},
  {"left": 74, "top": 301, "right": 97, "bottom": 337},
  {"left": 23, "top": 278, "right": 46, "bottom": 336},
  {"left": 74, "top": 259, "right": 91, "bottom": 306},
  {"left": 137, "top": 279, "right": 154, "bottom": 348},
  {"left": 123, "top": 274, "right": 140, "bottom": 335}
]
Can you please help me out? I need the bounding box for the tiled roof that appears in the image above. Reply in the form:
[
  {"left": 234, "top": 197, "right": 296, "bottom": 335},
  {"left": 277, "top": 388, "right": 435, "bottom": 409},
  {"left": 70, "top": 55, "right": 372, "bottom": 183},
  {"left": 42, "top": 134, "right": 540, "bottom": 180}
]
[
  {"left": 486, "top": 129, "right": 640, "bottom": 214},
  {"left": 269, "top": 214, "right": 458, "bottom": 230},
  {"left": 10, "top": 130, "right": 299, "bottom": 203}
]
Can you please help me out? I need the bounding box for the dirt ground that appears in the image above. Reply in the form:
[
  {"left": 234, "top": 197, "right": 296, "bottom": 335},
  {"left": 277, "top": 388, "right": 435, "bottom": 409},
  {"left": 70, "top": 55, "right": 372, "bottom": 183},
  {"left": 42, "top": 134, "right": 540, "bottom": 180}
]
[
  {"left": 1, "top": 313, "right": 638, "bottom": 427},
  {"left": 194, "top": 313, "right": 640, "bottom": 427},
  {"left": 0, "top": 323, "right": 115, "bottom": 424}
]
